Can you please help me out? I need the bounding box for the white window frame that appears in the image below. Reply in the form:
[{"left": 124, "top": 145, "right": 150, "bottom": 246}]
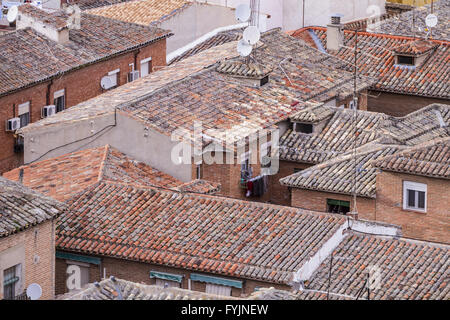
[
  {"left": 155, "top": 278, "right": 181, "bottom": 288},
  {"left": 403, "top": 181, "right": 427, "bottom": 212},
  {"left": 53, "top": 89, "right": 65, "bottom": 113},
  {"left": 107, "top": 69, "right": 120, "bottom": 87},
  {"left": 140, "top": 57, "right": 152, "bottom": 77}
]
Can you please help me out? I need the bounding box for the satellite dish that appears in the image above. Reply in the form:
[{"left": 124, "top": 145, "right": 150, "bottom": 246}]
[
  {"left": 235, "top": 4, "right": 251, "bottom": 22},
  {"left": 425, "top": 14, "right": 438, "bottom": 28},
  {"left": 7, "top": 5, "right": 18, "bottom": 23},
  {"left": 100, "top": 76, "right": 112, "bottom": 90},
  {"left": 237, "top": 39, "right": 252, "bottom": 57},
  {"left": 26, "top": 283, "right": 42, "bottom": 300},
  {"left": 243, "top": 26, "right": 261, "bottom": 45}
]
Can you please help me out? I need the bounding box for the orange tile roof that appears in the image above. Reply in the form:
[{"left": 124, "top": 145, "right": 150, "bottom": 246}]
[
  {"left": 87, "top": 0, "right": 190, "bottom": 26},
  {"left": 290, "top": 27, "right": 450, "bottom": 99},
  {"left": 3, "top": 145, "right": 182, "bottom": 202},
  {"left": 57, "top": 180, "right": 346, "bottom": 284}
]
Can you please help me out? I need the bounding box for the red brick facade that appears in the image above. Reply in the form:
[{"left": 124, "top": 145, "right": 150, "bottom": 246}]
[
  {"left": 375, "top": 171, "right": 450, "bottom": 243},
  {"left": 55, "top": 254, "right": 290, "bottom": 297},
  {"left": 0, "top": 220, "right": 56, "bottom": 300},
  {"left": 0, "top": 39, "right": 167, "bottom": 173},
  {"left": 290, "top": 188, "right": 376, "bottom": 221},
  {"left": 367, "top": 91, "right": 450, "bottom": 117}
]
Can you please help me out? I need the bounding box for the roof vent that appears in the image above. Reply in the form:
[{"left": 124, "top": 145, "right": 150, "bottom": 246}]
[
  {"left": 216, "top": 61, "right": 271, "bottom": 87},
  {"left": 331, "top": 15, "right": 342, "bottom": 25}
]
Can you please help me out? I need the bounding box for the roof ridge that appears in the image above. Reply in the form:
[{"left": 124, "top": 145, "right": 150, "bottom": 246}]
[{"left": 97, "top": 144, "right": 111, "bottom": 182}]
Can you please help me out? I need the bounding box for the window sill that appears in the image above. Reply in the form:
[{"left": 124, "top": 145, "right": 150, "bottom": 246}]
[{"left": 402, "top": 208, "right": 427, "bottom": 214}]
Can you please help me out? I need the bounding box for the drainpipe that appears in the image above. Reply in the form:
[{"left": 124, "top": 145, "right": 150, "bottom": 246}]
[{"left": 46, "top": 79, "right": 53, "bottom": 106}]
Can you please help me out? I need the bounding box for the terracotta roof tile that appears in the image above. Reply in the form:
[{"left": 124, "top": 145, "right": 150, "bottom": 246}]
[
  {"left": 0, "top": 176, "right": 64, "bottom": 238},
  {"left": 0, "top": 5, "right": 171, "bottom": 97},
  {"left": 291, "top": 27, "right": 449, "bottom": 99},
  {"left": 306, "top": 233, "right": 450, "bottom": 300},
  {"left": 87, "top": 0, "right": 190, "bottom": 26},
  {"left": 372, "top": 137, "right": 450, "bottom": 179},
  {"left": 56, "top": 181, "right": 346, "bottom": 284}
]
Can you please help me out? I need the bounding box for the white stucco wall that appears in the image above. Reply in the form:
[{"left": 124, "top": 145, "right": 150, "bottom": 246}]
[
  {"left": 23, "top": 113, "right": 193, "bottom": 182},
  {"left": 196, "top": 0, "right": 386, "bottom": 30},
  {"left": 159, "top": 2, "right": 237, "bottom": 54}
]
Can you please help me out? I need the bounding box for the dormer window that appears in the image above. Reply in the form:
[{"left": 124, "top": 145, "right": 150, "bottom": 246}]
[
  {"left": 396, "top": 55, "right": 415, "bottom": 66},
  {"left": 294, "top": 122, "right": 313, "bottom": 134}
]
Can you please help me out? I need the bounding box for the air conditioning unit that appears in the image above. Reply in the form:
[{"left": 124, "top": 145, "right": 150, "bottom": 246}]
[
  {"left": 6, "top": 117, "right": 20, "bottom": 132},
  {"left": 42, "top": 105, "right": 56, "bottom": 118},
  {"left": 128, "top": 70, "right": 140, "bottom": 82}
]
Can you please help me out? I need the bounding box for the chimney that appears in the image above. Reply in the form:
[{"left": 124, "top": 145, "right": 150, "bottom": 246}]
[
  {"left": 16, "top": 4, "right": 70, "bottom": 44},
  {"left": 326, "top": 14, "right": 344, "bottom": 51}
]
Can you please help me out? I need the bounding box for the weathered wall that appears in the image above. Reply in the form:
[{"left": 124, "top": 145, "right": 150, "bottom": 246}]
[
  {"left": 0, "top": 220, "right": 55, "bottom": 300},
  {"left": 291, "top": 188, "right": 377, "bottom": 221},
  {"left": 375, "top": 171, "right": 450, "bottom": 243},
  {"left": 160, "top": 2, "right": 237, "bottom": 53},
  {"left": 367, "top": 91, "right": 450, "bottom": 117}
]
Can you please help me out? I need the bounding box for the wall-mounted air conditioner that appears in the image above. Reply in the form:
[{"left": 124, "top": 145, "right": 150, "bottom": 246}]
[
  {"left": 6, "top": 117, "right": 20, "bottom": 131},
  {"left": 41, "top": 105, "right": 56, "bottom": 118},
  {"left": 128, "top": 70, "right": 140, "bottom": 82}
]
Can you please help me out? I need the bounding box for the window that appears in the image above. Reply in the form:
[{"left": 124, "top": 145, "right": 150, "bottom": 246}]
[
  {"left": 140, "top": 57, "right": 152, "bottom": 77},
  {"left": 327, "top": 199, "right": 350, "bottom": 215},
  {"left": 294, "top": 122, "right": 313, "bottom": 134},
  {"left": 66, "top": 261, "right": 90, "bottom": 290},
  {"left": 3, "top": 265, "right": 20, "bottom": 300},
  {"left": 205, "top": 283, "right": 232, "bottom": 296},
  {"left": 54, "top": 89, "right": 65, "bottom": 113},
  {"left": 18, "top": 102, "right": 30, "bottom": 127},
  {"left": 107, "top": 69, "right": 120, "bottom": 88},
  {"left": 397, "top": 55, "right": 415, "bottom": 66},
  {"left": 403, "top": 181, "right": 427, "bottom": 212},
  {"left": 155, "top": 278, "right": 181, "bottom": 288}
]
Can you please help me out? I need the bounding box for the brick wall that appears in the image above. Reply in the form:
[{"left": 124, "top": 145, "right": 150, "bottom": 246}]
[
  {"left": 367, "top": 91, "right": 450, "bottom": 117},
  {"left": 55, "top": 254, "right": 290, "bottom": 297},
  {"left": 0, "top": 220, "right": 55, "bottom": 300},
  {"left": 291, "top": 188, "right": 376, "bottom": 220},
  {"left": 375, "top": 171, "right": 450, "bottom": 243},
  {"left": 0, "top": 39, "right": 167, "bottom": 174}
]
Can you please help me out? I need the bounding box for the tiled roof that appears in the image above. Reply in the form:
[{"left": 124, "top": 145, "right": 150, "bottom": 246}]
[
  {"left": 73, "top": 0, "right": 137, "bottom": 11},
  {"left": 87, "top": 0, "right": 190, "bottom": 26},
  {"left": 280, "top": 144, "right": 401, "bottom": 198},
  {"left": 0, "top": 176, "right": 64, "bottom": 238},
  {"left": 290, "top": 102, "right": 335, "bottom": 123},
  {"left": 290, "top": 27, "right": 449, "bottom": 99},
  {"left": 216, "top": 61, "right": 272, "bottom": 78},
  {"left": 0, "top": 6, "right": 171, "bottom": 97},
  {"left": 392, "top": 39, "right": 439, "bottom": 55},
  {"left": 19, "top": 4, "right": 70, "bottom": 30},
  {"left": 372, "top": 137, "right": 450, "bottom": 179},
  {"left": 59, "top": 277, "right": 237, "bottom": 300},
  {"left": 21, "top": 29, "right": 373, "bottom": 149},
  {"left": 3, "top": 145, "right": 183, "bottom": 202},
  {"left": 57, "top": 181, "right": 346, "bottom": 284},
  {"left": 175, "top": 179, "right": 221, "bottom": 195},
  {"left": 378, "top": 0, "right": 450, "bottom": 41},
  {"left": 59, "top": 276, "right": 351, "bottom": 300},
  {"left": 306, "top": 232, "right": 450, "bottom": 300},
  {"left": 168, "top": 29, "right": 242, "bottom": 64},
  {"left": 279, "top": 103, "right": 450, "bottom": 164}
]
